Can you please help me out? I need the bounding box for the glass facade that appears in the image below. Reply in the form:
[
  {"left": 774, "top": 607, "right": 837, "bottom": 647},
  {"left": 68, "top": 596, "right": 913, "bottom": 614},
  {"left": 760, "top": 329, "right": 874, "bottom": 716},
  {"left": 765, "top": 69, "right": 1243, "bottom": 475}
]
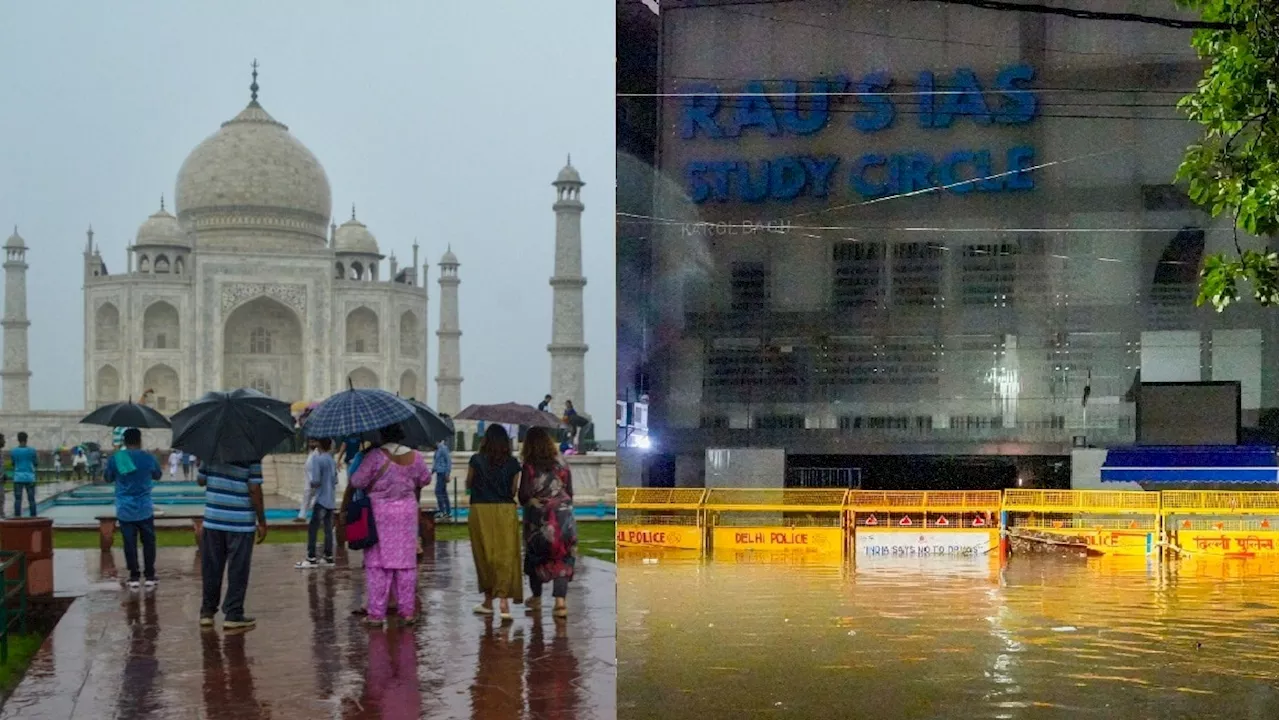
[{"left": 619, "top": 0, "right": 1277, "bottom": 487}]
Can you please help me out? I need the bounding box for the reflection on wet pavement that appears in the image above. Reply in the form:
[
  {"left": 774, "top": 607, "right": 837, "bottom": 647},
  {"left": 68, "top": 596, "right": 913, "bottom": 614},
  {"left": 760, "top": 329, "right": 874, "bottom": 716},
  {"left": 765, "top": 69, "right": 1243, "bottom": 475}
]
[
  {"left": 618, "top": 550, "right": 1279, "bottom": 719},
  {"left": 2, "top": 543, "right": 615, "bottom": 719}
]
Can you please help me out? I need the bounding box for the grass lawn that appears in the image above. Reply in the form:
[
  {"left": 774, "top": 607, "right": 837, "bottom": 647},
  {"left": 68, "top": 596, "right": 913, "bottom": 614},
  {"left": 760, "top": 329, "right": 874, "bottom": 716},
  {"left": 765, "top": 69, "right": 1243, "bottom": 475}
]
[
  {"left": 54, "top": 520, "right": 617, "bottom": 563},
  {"left": 0, "top": 633, "right": 45, "bottom": 696}
]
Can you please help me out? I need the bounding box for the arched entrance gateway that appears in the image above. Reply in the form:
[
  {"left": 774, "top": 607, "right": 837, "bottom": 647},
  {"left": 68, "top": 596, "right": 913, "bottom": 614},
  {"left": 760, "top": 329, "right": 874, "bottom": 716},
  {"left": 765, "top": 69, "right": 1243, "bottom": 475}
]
[{"left": 222, "top": 296, "right": 304, "bottom": 401}]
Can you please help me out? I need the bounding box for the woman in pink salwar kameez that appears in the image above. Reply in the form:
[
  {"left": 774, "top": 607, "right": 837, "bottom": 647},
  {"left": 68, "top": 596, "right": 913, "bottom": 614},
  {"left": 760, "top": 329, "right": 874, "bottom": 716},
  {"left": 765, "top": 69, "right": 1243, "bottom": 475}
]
[{"left": 349, "top": 424, "right": 431, "bottom": 627}]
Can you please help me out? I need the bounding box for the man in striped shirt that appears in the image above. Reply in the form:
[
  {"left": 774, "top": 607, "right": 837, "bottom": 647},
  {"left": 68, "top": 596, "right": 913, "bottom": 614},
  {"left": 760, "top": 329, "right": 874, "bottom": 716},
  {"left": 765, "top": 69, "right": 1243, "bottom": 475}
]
[{"left": 197, "top": 460, "right": 268, "bottom": 629}]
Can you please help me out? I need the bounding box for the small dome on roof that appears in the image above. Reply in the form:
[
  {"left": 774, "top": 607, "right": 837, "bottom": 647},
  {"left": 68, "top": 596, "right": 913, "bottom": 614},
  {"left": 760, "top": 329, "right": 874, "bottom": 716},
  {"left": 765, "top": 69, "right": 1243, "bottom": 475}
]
[
  {"left": 135, "top": 199, "right": 189, "bottom": 247},
  {"left": 5, "top": 227, "right": 24, "bottom": 249},
  {"left": 440, "top": 246, "right": 458, "bottom": 265},
  {"left": 334, "top": 207, "right": 379, "bottom": 254},
  {"left": 554, "top": 154, "right": 583, "bottom": 185}
]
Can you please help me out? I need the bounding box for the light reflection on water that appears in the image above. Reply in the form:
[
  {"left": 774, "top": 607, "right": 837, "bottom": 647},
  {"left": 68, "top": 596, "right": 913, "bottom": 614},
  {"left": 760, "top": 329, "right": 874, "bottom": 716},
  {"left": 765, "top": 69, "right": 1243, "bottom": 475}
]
[{"left": 617, "top": 550, "right": 1279, "bottom": 719}]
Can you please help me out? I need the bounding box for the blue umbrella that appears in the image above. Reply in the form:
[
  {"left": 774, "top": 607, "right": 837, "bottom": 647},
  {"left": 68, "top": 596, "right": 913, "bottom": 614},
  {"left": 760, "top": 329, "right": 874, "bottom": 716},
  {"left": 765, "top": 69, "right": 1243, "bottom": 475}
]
[{"left": 303, "top": 387, "right": 414, "bottom": 439}]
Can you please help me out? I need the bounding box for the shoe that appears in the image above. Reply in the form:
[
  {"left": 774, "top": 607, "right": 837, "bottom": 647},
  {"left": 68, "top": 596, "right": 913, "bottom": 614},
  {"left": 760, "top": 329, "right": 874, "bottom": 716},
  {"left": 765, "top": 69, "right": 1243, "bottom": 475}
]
[
  {"left": 144, "top": 579, "right": 157, "bottom": 590},
  {"left": 223, "top": 616, "right": 256, "bottom": 629},
  {"left": 321, "top": 557, "right": 335, "bottom": 566},
  {"left": 399, "top": 616, "right": 417, "bottom": 626},
  {"left": 526, "top": 597, "right": 542, "bottom": 613},
  {"left": 553, "top": 605, "right": 568, "bottom": 619},
  {"left": 199, "top": 615, "right": 215, "bottom": 627},
  {"left": 127, "top": 580, "right": 140, "bottom": 590},
  {"left": 473, "top": 604, "right": 494, "bottom": 616},
  {"left": 292, "top": 517, "right": 307, "bottom": 523},
  {"left": 500, "top": 611, "right": 514, "bottom": 623},
  {"left": 295, "top": 558, "right": 318, "bottom": 569},
  {"left": 363, "top": 616, "right": 386, "bottom": 628}
]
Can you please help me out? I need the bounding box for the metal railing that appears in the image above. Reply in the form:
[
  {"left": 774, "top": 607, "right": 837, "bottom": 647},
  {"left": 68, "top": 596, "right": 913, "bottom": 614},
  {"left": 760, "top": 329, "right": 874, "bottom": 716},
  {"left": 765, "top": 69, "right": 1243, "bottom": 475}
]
[{"left": 0, "top": 550, "right": 28, "bottom": 664}]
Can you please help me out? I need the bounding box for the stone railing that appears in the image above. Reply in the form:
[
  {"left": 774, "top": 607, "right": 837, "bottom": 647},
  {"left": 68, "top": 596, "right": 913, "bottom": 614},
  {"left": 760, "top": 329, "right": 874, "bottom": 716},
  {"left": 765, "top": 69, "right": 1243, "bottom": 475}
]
[{"left": 264, "top": 451, "right": 617, "bottom": 507}]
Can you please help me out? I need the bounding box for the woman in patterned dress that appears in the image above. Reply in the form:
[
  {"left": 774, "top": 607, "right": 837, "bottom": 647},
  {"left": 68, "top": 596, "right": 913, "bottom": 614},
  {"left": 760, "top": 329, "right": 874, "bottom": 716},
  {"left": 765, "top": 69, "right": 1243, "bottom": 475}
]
[
  {"left": 349, "top": 424, "right": 431, "bottom": 627},
  {"left": 518, "top": 426, "right": 577, "bottom": 618}
]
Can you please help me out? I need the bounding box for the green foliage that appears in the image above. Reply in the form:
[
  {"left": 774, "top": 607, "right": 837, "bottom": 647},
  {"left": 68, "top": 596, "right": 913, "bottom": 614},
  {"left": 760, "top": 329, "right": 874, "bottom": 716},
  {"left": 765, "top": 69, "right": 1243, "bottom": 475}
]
[{"left": 1175, "top": 0, "right": 1278, "bottom": 311}]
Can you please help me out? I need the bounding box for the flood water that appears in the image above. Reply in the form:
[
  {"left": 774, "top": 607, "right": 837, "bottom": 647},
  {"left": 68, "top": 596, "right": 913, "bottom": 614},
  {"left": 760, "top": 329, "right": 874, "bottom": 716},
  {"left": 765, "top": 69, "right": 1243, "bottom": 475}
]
[{"left": 617, "top": 551, "right": 1279, "bottom": 719}]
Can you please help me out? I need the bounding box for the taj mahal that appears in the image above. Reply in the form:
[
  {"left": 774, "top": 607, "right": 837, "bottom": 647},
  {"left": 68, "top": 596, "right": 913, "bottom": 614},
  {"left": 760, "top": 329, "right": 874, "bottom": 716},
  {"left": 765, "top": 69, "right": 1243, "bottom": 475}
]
[{"left": 0, "top": 65, "right": 590, "bottom": 449}]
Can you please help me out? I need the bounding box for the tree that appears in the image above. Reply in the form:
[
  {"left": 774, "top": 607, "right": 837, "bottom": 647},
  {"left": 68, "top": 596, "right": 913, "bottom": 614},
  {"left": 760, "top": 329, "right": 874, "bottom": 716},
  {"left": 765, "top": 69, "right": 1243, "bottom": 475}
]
[{"left": 1175, "top": 0, "right": 1278, "bottom": 311}]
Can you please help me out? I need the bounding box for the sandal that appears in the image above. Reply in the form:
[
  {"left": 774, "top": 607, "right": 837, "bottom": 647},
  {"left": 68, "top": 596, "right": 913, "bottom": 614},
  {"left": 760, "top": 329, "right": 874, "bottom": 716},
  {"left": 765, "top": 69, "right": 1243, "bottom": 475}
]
[
  {"left": 553, "top": 604, "right": 568, "bottom": 618},
  {"left": 351, "top": 608, "right": 368, "bottom": 617},
  {"left": 363, "top": 616, "right": 386, "bottom": 627},
  {"left": 400, "top": 616, "right": 417, "bottom": 626},
  {"left": 473, "top": 604, "right": 494, "bottom": 616}
]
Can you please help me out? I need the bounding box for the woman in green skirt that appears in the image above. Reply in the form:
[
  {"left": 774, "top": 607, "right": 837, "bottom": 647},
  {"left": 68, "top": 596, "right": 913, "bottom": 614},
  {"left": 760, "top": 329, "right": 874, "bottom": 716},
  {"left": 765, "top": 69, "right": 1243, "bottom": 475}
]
[{"left": 466, "top": 424, "right": 524, "bottom": 621}]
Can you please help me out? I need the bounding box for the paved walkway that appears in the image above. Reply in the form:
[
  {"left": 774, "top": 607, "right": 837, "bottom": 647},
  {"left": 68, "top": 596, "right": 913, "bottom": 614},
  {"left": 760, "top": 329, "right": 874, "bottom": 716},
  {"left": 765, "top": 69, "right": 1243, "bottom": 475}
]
[{"left": 4, "top": 543, "right": 615, "bottom": 719}]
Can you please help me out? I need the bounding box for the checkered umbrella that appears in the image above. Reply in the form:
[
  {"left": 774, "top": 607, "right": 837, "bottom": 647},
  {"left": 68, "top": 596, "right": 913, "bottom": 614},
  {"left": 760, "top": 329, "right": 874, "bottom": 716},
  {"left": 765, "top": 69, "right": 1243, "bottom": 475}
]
[{"left": 302, "top": 387, "right": 414, "bottom": 439}]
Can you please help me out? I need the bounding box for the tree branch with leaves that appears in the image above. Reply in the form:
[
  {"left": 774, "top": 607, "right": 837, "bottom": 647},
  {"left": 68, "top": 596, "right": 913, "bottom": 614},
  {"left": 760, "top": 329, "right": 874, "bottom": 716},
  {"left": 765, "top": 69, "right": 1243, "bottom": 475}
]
[{"left": 1175, "top": 0, "right": 1278, "bottom": 311}]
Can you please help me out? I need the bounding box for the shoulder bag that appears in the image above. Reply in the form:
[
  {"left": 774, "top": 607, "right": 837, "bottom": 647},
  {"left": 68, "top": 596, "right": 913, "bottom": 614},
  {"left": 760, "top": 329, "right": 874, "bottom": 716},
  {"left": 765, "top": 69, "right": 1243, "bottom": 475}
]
[{"left": 345, "top": 450, "right": 392, "bottom": 551}]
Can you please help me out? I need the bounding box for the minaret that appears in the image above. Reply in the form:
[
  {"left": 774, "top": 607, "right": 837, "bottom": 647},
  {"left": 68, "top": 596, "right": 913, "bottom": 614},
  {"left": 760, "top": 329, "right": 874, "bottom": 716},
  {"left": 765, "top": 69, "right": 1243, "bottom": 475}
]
[
  {"left": 435, "top": 247, "right": 463, "bottom": 415},
  {"left": 548, "top": 156, "right": 588, "bottom": 414},
  {"left": 3, "top": 227, "right": 31, "bottom": 411}
]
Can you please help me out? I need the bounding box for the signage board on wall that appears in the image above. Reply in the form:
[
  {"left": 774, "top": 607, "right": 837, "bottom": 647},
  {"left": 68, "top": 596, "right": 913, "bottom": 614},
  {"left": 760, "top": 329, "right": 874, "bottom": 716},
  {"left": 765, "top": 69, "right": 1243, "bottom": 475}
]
[
  {"left": 855, "top": 530, "right": 997, "bottom": 557},
  {"left": 616, "top": 525, "right": 701, "bottom": 550},
  {"left": 677, "top": 65, "right": 1041, "bottom": 204},
  {"left": 712, "top": 526, "right": 843, "bottom": 554}
]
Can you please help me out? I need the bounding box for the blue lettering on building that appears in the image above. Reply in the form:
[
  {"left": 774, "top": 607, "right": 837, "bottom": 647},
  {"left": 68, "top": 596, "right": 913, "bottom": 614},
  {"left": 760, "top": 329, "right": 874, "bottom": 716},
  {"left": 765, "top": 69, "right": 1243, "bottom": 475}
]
[{"left": 679, "top": 64, "right": 1040, "bottom": 204}]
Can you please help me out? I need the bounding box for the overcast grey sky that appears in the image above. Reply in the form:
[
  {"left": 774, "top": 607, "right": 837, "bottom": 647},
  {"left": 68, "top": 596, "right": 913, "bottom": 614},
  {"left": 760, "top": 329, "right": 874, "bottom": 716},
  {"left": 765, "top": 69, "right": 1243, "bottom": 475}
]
[{"left": 0, "top": 1, "right": 615, "bottom": 423}]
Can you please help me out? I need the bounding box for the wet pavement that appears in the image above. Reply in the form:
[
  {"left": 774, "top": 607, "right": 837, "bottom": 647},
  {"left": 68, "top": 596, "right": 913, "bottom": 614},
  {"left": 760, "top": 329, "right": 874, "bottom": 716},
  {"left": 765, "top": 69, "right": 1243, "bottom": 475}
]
[
  {"left": 618, "top": 550, "right": 1279, "bottom": 719},
  {"left": 4, "top": 543, "right": 615, "bottom": 719}
]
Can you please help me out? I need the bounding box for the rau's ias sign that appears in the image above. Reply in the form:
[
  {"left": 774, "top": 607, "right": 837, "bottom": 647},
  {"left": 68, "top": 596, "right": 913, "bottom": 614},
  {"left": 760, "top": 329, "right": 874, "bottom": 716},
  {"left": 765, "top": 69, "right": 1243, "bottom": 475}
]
[{"left": 678, "top": 65, "right": 1040, "bottom": 204}]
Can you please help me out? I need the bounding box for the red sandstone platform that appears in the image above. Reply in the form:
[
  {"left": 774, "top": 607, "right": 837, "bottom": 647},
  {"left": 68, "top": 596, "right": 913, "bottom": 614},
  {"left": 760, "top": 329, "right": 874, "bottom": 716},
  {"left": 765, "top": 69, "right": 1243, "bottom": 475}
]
[{"left": 2, "top": 544, "right": 616, "bottom": 719}]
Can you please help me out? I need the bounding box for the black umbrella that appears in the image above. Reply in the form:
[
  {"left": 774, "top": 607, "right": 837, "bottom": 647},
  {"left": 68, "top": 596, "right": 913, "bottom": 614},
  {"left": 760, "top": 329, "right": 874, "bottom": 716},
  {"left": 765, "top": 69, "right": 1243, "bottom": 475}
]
[
  {"left": 80, "top": 400, "right": 171, "bottom": 429},
  {"left": 400, "top": 399, "right": 455, "bottom": 447},
  {"left": 169, "top": 388, "right": 295, "bottom": 464}
]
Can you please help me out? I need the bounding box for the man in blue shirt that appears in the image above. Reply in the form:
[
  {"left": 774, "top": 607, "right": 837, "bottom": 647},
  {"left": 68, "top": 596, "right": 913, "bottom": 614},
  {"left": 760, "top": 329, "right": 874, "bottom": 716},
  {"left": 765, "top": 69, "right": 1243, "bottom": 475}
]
[
  {"left": 105, "top": 428, "right": 161, "bottom": 589},
  {"left": 198, "top": 458, "right": 267, "bottom": 629},
  {"left": 9, "top": 432, "right": 38, "bottom": 517},
  {"left": 297, "top": 438, "right": 338, "bottom": 568},
  {"left": 433, "top": 438, "right": 453, "bottom": 519}
]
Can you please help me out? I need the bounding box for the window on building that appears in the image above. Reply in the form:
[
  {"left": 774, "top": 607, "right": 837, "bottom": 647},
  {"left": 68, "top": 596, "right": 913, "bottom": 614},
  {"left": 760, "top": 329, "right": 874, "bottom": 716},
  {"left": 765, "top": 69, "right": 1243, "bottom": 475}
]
[
  {"left": 249, "top": 327, "right": 272, "bottom": 354},
  {"left": 155, "top": 333, "right": 167, "bottom": 350},
  {"left": 754, "top": 414, "right": 805, "bottom": 430},
  {"left": 833, "top": 241, "right": 883, "bottom": 309},
  {"left": 249, "top": 377, "right": 272, "bottom": 396},
  {"left": 730, "top": 262, "right": 770, "bottom": 312}
]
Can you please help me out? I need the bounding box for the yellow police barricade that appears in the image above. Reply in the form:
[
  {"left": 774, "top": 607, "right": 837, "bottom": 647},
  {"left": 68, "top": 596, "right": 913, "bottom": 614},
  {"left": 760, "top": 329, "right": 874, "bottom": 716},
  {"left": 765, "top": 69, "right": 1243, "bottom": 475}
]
[
  {"left": 846, "top": 491, "right": 1001, "bottom": 560},
  {"left": 1002, "top": 490, "right": 1161, "bottom": 556},
  {"left": 616, "top": 488, "right": 707, "bottom": 553},
  {"left": 1161, "top": 490, "right": 1279, "bottom": 557},
  {"left": 704, "top": 488, "right": 848, "bottom": 563}
]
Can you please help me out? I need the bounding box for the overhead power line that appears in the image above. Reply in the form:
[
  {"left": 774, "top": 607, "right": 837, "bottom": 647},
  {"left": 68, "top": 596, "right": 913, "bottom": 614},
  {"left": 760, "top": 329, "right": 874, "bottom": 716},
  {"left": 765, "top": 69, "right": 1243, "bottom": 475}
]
[{"left": 910, "top": 0, "right": 1239, "bottom": 31}]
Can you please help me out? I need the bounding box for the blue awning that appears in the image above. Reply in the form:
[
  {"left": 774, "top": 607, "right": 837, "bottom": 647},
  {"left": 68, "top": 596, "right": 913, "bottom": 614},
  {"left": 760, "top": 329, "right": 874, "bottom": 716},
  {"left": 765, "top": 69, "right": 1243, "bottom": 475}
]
[{"left": 1101, "top": 446, "right": 1279, "bottom": 484}]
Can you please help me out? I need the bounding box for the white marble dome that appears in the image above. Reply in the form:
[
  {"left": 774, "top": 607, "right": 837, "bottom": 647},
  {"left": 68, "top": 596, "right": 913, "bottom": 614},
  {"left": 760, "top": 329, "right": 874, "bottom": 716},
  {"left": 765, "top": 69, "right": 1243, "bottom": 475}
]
[
  {"left": 334, "top": 214, "right": 379, "bottom": 255},
  {"left": 134, "top": 202, "right": 188, "bottom": 247},
  {"left": 174, "top": 100, "right": 332, "bottom": 244},
  {"left": 555, "top": 163, "right": 583, "bottom": 185}
]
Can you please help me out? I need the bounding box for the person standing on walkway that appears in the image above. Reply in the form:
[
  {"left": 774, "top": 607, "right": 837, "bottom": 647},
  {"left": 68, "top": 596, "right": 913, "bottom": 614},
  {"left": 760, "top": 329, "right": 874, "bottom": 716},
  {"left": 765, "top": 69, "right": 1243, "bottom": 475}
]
[
  {"left": 181, "top": 452, "right": 193, "bottom": 481},
  {"left": 432, "top": 438, "right": 452, "bottom": 520},
  {"left": 297, "top": 439, "right": 338, "bottom": 568},
  {"left": 297, "top": 439, "right": 319, "bottom": 522},
  {"left": 519, "top": 427, "right": 577, "bottom": 618},
  {"left": 467, "top": 424, "right": 524, "bottom": 621},
  {"left": 198, "top": 459, "right": 268, "bottom": 629},
  {"left": 105, "top": 428, "right": 162, "bottom": 589},
  {"left": 52, "top": 447, "right": 63, "bottom": 480},
  {"left": 167, "top": 449, "right": 181, "bottom": 481},
  {"left": 87, "top": 446, "right": 103, "bottom": 484},
  {"left": 349, "top": 424, "right": 431, "bottom": 627},
  {"left": 10, "top": 432, "right": 38, "bottom": 517}
]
